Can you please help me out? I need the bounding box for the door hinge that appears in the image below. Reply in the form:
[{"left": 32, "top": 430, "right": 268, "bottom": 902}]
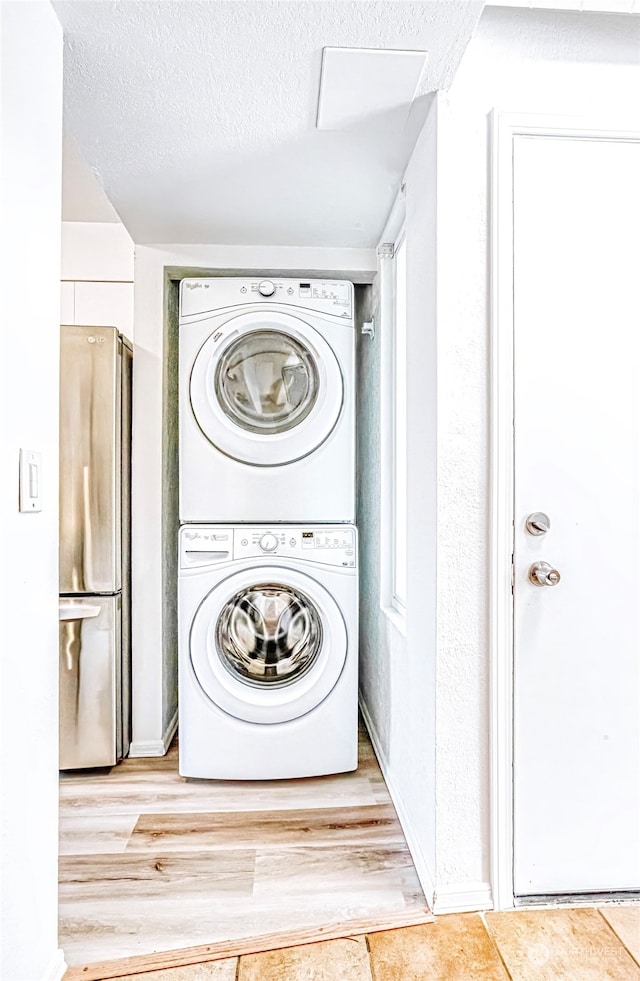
[
  {"left": 511, "top": 554, "right": 515, "bottom": 594},
  {"left": 377, "top": 243, "right": 395, "bottom": 259}
]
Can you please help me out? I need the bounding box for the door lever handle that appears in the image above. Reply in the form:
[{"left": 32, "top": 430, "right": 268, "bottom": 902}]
[{"left": 529, "top": 561, "right": 561, "bottom": 587}]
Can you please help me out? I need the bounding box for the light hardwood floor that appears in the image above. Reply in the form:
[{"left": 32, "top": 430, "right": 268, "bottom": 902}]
[
  {"left": 59, "top": 728, "right": 640, "bottom": 981},
  {"left": 59, "top": 724, "right": 431, "bottom": 976}
]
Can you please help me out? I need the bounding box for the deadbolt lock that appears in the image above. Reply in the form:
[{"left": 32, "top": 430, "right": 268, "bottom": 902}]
[{"left": 526, "top": 512, "right": 551, "bottom": 536}]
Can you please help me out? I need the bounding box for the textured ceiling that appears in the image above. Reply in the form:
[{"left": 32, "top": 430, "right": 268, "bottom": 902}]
[{"left": 54, "top": 1, "right": 484, "bottom": 247}]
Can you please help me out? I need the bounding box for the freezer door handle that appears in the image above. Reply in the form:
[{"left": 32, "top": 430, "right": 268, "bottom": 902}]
[{"left": 59, "top": 602, "right": 102, "bottom": 621}]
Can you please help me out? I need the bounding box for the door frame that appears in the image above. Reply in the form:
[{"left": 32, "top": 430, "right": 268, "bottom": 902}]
[{"left": 489, "top": 112, "right": 640, "bottom": 910}]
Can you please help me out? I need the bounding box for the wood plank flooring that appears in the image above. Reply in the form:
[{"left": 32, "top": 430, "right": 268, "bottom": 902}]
[
  {"left": 71, "top": 906, "right": 640, "bottom": 981},
  {"left": 59, "top": 724, "right": 431, "bottom": 973},
  {"left": 59, "top": 726, "right": 640, "bottom": 981}
]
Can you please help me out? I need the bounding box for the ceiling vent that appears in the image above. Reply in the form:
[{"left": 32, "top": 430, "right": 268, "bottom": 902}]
[{"left": 316, "top": 46, "right": 428, "bottom": 131}]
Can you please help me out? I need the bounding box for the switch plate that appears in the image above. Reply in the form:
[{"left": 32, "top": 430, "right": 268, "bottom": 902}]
[{"left": 19, "top": 449, "right": 42, "bottom": 512}]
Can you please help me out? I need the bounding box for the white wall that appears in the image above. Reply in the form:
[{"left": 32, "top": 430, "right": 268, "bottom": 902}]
[
  {"left": 0, "top": 3, "right": 65, "bottom": 979},
  {"left": 61, "top": 221, "right": 134, "bottom": 283},
  {"left": 403, "top": 99, "right": 438, "bottom": 900},
  {"left": 62, "top": 133, "right": 122, "bottom": 224},
  {"left": 358, "top": 99, "right": 439, "bottom": 904},
  {"left": 131, "top": 245, "right": 376, "bottom": 754},
  {"left": 432, "top": 6, "right": 640, "bottom": 909}
]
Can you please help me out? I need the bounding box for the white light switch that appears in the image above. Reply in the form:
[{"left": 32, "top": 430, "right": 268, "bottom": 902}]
[{"left": 19, "top": 449, "right": 42, "bottom": 512}]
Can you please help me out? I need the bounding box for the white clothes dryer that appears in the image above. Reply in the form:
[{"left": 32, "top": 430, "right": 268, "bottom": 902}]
[
  {"left": 178, "top": 524, "right": 358, "bottom": 780},
  {"left": 179, "top": 277, "right": 355, "bottom": 523}
]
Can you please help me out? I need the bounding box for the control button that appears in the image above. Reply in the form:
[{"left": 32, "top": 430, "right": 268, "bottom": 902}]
[
  {"left": 258, "top": 280, "right": 276, "bottom": 297},
  {"left": 241, "top": 538, "right": 248, "bottom": 546},
  {"left": 240, "top": 286, "right": 247, "bottom": 294},
  {"left": 259, "top": 533, "right": 278, "bottom": 552},
  {"left": 289, "top": 537, "right": 296, "bottom": 546},
  {"left": 287, "top": 287, "right": 294, "bottom": 295}
]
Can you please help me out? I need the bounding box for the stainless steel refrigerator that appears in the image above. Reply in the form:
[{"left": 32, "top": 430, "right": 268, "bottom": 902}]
[{"left": 59, "top": 324, "right": 132, "bottom": 769}]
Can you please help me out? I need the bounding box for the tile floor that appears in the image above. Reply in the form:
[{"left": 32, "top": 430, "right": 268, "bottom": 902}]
[{"left": 72, "top": 906, "right": 640, "bottom": 981}]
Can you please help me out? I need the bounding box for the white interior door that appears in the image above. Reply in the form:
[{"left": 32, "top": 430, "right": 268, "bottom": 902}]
[{"left": 512, "top": 133, "right": 640, "bottom": 897}]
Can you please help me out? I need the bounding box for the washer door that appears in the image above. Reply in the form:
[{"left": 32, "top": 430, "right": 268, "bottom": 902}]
[
  {"left": 189, "top": 312, "right": 343, "bottom": 466},
  {"left": 190, "top": 568, "right": 347, "bottom": 724}
]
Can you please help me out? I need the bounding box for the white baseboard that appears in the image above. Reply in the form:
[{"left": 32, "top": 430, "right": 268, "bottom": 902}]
[
  {"left": 433, "top": 881, "right": 494, "bottom": 914},
  {"left": 359, "top": 695, "right": 436, "bottom": 911},
  {"left": 129, "top": 708, "right": 178, "bottom": 758},
  {"left": 42, "top": 949, "right": 67, "bottom": 981}
]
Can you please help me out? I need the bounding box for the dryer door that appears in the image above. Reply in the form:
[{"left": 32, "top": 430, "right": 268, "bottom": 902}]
[
  {"left": 189, "top": 312, "right": 343, "bottom": 465},
  {"left": 190, "top": 567, "right": 347, "bottom": 724}
]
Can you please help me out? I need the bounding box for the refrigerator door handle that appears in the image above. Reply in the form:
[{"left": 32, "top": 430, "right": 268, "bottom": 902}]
[{"left": 59, "top": 602, "right": 102, "bottom": 621}]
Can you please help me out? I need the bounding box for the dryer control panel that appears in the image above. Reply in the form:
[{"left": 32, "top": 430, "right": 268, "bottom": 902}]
[
  {"left": 180, "top": 525, "right": 357, "bottom": 569},
  {"left": 180, "top": 277, "right": 354, "bottom": 322}
]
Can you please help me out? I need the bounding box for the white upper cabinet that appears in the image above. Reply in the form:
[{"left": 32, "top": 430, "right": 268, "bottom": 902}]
[
  {"left": 60, "top": 281, "right": 74, "bottom": 325},
  {"left": 60, "top": 221, "right": 135, "bottom": 339}
]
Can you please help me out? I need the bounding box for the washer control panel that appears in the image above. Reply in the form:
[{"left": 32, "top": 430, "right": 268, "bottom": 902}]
[
  {"left": 258, "top": 532, "right": 278, "bottom": 552},
  {"left": 180, "top": 277, "right": 353, "bottom": 321},
  {"left": 180, "top": 526, "right": 356, "bottom": 569},
  {"left": 235, "top": 527, "right": 356, "bottom": 567}
]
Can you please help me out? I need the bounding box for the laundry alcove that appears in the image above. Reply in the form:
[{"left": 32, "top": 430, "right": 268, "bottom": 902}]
[{"left": 58, "top": 260, "right": 432, "bottom": 975}]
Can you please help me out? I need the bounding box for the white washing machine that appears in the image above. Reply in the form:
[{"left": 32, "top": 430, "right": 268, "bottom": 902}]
[
  {"left": 178, "top": 524, "right": 358, "bottom": 780},
  {"left": 179, "top": 277, "right": 355, "bottom": 523}
]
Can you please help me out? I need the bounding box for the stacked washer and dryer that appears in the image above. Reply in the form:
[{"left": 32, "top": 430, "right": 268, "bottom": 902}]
[{"left": 177, "top": 277, "right": 358, "bottom": 779}]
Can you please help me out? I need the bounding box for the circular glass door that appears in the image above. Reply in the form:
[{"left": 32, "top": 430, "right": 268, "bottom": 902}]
[
  {"left": 215, "top": 331, "right": 318, "bottom": 435},
  {"left": 189, "top": 567, "right": 347, "bottom": 724},
  {"left": 216, "top": 583, "right": 323, "bottom": 687},
  {"left": 189, "top": 312, "right": 343, "bottom": 466}
]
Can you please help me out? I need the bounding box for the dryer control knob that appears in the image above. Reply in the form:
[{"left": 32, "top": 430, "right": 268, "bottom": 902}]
[
  {"left": 259, "top": 533, "right": 278, "bottom": 552},
  {"left": 258, "top": 280, "right": 276, "bottom": 297}
]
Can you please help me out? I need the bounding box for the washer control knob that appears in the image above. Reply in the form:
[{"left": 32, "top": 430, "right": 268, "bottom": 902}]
[
  {"left": 258, "top": 280, "right": 276, "bottom": 297},
  {"left": 259, "top": 533, "right": 278, "bottom": 552}
]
